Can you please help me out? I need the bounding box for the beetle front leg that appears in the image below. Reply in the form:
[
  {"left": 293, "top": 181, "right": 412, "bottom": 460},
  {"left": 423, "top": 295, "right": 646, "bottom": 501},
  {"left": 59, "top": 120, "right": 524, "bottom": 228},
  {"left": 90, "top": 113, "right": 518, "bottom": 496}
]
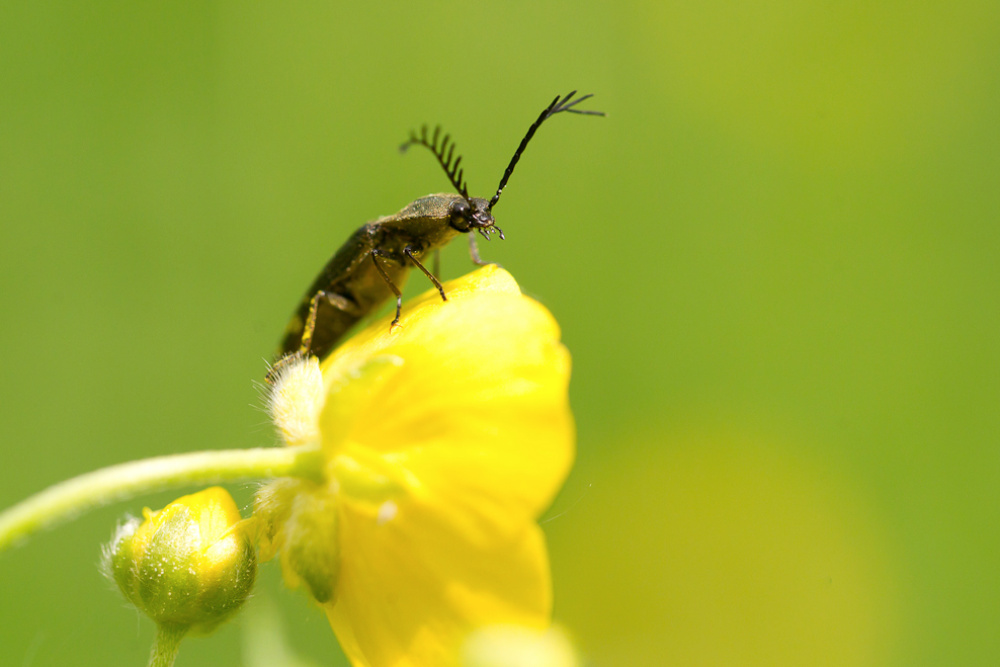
[
  {"left": 468, "top": 234, "right": 489, "bottom": 266},
  {"left": 468, "top": 234, "right": 503, "bottom": 268}
]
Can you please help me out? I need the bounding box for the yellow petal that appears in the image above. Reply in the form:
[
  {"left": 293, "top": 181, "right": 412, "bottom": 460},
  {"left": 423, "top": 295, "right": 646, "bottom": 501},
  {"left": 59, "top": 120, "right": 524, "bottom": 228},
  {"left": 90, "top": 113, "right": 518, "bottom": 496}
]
[
  {"left": 317, "top": 266, "right": 575, "bottom": 665},
  {"left": 321, "top": 265, "right": 575, "bottom": 521},
  {"left": 327, "top": 503, "right": 551, "bottom": 667},
  {"left": 462, "top": 624, "right": 579, "bottom": 667}
]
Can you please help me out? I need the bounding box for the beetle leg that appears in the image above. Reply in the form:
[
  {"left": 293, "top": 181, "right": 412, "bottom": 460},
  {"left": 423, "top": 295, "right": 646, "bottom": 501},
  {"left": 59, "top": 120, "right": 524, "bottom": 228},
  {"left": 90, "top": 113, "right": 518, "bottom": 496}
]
[
  {"left": 433, "top": 248, "right": 441, "bottom": 280},
  {"left": 298, "top": 290, "right": 325, "bottom": 356},
  {"left": 371, "top": 249, "right": 403, "bottom": 326},
  {"left": 323, "top": 291, "right": 360, "bottom": 314},
  {"left": 468, "top": 234, "right": 502, "bottom": 268},
  {"left": 265, "top": 351, "right": 304, "bottom": 385},
  {"left": 405, "top": 247, "right": 447, "bottom": 302},
  {"left": 266, "top": 290, "right": 330, "bottom": 385},
  {"left": 298, "top": 290, "right": 361, "bottom": 356},
  {"left": 468, "top": 234, "right": 489, "bottom": 265}
]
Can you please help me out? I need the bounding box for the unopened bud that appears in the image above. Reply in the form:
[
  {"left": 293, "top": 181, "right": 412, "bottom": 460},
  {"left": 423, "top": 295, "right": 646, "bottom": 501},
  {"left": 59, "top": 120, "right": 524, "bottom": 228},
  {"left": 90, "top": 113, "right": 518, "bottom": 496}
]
[
  {"left": 254, "top": 479, "right": 340, "bottom": 604},
  {"left": 104, "top": 487, "right": 256, "bottom": 633}
]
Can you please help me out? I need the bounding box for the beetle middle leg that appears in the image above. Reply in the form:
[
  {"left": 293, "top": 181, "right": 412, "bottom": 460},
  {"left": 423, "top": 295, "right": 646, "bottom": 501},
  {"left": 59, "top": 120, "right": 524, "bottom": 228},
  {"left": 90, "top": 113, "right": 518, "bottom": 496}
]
[
  {"left": 405, "top": 247, "right": 447, "bottom": 302},
  {"left": 371, "top": 249, "right": 404, "bottom": 326}
]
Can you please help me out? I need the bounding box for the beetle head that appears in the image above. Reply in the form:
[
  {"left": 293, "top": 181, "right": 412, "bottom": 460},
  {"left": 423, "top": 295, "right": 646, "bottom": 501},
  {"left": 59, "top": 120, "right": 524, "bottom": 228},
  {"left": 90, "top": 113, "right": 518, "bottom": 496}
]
[
  {"left": 449, "top": 197, "right": 504, "bottom": 241},
  {"left": 402, "top": 92, "right": 602, "bottom": 242}
]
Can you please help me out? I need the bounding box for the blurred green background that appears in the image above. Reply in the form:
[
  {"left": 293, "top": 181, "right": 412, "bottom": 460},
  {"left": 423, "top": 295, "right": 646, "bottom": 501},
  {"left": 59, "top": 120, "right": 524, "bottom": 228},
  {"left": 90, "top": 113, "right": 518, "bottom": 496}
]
[{"left": 1, "top": 1, "right": 998, "bottom": 665}]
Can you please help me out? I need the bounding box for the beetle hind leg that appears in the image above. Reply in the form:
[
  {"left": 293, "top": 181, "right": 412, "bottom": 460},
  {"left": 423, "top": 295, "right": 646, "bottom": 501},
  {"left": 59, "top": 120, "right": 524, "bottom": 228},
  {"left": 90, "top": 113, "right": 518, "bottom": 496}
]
[
  {"left": 265, "top": 350, "right": 306, "bottom": 385},
  {"left": 299, "top": 290, "right": 359, "bottom": 355}
]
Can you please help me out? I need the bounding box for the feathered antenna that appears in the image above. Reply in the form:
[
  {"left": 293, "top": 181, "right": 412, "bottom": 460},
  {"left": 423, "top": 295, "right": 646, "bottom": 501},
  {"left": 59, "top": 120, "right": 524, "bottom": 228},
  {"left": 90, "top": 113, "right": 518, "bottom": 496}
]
[
  {"left": 489, "top": 91, "right": 604, "bottom": 211},
  {"left": 400, "top": 125, "right": 471, "bottom": 200}
]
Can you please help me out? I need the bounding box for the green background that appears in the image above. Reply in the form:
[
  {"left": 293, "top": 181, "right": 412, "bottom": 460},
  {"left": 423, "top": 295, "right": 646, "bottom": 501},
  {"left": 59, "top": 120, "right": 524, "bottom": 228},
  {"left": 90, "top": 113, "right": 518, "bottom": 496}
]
[{"left": 2, "top": 1, "right": 998, "bottom": 665}]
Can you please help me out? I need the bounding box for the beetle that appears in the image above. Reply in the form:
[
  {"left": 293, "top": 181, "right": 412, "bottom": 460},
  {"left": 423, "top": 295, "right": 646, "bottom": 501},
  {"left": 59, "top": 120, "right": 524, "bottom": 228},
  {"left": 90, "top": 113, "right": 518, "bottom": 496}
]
[{"left": 270, "top": 91, "right": 603, "bottom": 379}]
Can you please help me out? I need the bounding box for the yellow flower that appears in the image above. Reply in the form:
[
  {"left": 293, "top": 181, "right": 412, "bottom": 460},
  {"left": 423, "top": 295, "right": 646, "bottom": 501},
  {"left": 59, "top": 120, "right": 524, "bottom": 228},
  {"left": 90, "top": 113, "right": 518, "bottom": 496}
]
[{"left": 258, "top": 265, "right": 574, "bottom": 667}]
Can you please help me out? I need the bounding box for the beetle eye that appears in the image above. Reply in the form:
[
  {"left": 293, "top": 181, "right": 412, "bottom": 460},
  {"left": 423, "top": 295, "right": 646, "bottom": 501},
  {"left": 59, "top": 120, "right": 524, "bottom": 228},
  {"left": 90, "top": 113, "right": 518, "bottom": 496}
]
[
  {"left": 449, "top": 199, "right": 472, "bottom": 231},
  {"left": 450, "top": 199, "right": 470, "bottom": 218}
]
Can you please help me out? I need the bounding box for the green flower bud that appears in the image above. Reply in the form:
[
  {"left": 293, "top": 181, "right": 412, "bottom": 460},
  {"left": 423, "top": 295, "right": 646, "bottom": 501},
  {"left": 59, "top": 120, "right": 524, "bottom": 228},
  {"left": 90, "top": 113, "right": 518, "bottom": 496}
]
[
  {"left": 104, "top": 487, "right": 256, "bottom": 634},
  {"left": 253, "top": 478, "right": 340, "bottom": 604}
]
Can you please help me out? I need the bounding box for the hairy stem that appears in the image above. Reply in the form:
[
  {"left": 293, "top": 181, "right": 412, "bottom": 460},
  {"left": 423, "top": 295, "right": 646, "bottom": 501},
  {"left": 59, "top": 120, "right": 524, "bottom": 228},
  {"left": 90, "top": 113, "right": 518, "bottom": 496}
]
[
  {"left": 148, "top": 623, "right": 188, "bottom": 667},
  {"left": 0, "top": 444, "right": 323, "bottom": 552}
]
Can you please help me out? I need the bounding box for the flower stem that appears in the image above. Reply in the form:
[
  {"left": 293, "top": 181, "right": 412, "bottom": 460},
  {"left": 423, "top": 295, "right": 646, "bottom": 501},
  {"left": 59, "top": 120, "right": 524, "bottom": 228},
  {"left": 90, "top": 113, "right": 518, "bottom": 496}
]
[
  {"left": 0, "top": 444, "right": 323, "bottom": 553},
  {"left": 149, "top": 623, "right": 187, "bottom": 667}
]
